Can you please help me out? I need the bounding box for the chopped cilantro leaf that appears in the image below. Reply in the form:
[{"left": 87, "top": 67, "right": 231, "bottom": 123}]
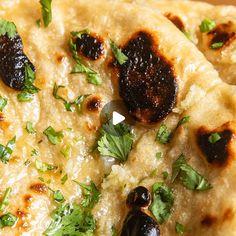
[
  {"left": 208, "top": 132, "right": 221, "bottom": 143},
  {"left": 31, "top": 148, "right": 39, "bottom": 157},
  {"left": 39, "top": 0, "right": 52, "bottom": 27},
  {"left": 210, "top": 42, "right": 224, "bottom": 49},
  {"left": 110, "top": 40, "right": 128, "bottom": 65},
  {"left": 97, "top": 120, "right": 134, "bottom": 162},
  {"left": 199, "top": 18, "right": 216, "bottom": 33},
  {"left": 76, "top": 181, "right": 101, "bottom": 209},
  {"left": 53, "top": 190, "right": 65, "bottom": 203},
  {"left": 71, "top": 29, "right": 89, "bottom": 39},
  {"left": 43, "top": 126, "right": 64, "bottom": 145},
  {"left": 171, "top": 154, "right": 212, "bottom": 191},
  {"left": 0, "top": 187, "right": 12, "bottom": 212},
  {"left": 44, "top": 203, "right": 96, "bottom": 235},
  {"left": 26, "top": 121, "right": 36, "bottom": 134},
  {"left": 0, "top": 136, "right": 16, "bottom": 164},
  {"left": 17, "top": 92, "right": 33, "bottom": 102},
  {"left": 0, "top": 96, "right": 7, "bottom": 112},
  {"left": 0, "top": 20, "right": 17, "bottom": 38},
  {"left": 156, "top": 152, "right": 163, "bottom": 160},
  {"left": 60, "top": 145, "right": 71, "bottom": 159},
  {"left": 156, "top": 124, "right": 171, "bottom": 144},
  {"left": 177, "top": 116, "right": 190, "bottom": 128},
  {"left": 176, "top": 222, "right": 185, "bottom": 234},
  {"left": 69, "top": 34, "right": 102, "bottom": 85},
  {"left": 35, "top": 159, "right": 57, "bottom": 172},
  {"left": 0, "top": 213, "right": 17, "bottom": 228},
  {"left": 61, "top": 174, "right": 68, "bottom": 185},
  {"left": 149, "top": 182, "right": 174, "bottom": 224}
]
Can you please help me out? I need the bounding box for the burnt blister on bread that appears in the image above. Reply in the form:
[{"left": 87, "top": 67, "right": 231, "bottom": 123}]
[
  {"left": 165, "top": 13, "right": 185, "bottom": 32},
  {"left": 0, "top": 33, "right": 35, "bottom": 90},
  {"left": 112, "top": 31, "right": 177, "bottom": 125},
  {"left": 208, "top": 21, "right": 236, "bottom": 50},
  {"left": 197, "top": 122, "right": 235, "bottom": 167},
  {"left": 75, "top": 33, "right": 105, "bottom": 60},
  {"left": 121, "top": 186, "right": 160, "bottom": 236}
]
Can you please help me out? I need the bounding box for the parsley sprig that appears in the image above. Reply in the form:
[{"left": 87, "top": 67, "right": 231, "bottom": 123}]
[
  {"left": 149, "top": 182, "right": 174, "bottom": 224},
  {"left": 69, "top": 31, "right": 101, "bottom": 85},
  {"left": 97, "top": 120, "right": 134, "bottom": 162},
  {"left": 171, "top": 154, "right": 212, "bottom": 191}
]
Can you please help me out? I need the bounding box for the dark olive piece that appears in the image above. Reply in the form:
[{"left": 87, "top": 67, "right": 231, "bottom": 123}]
[
  {"left": 0, "top": 34, "right": 35, "bottom": 90},
  {"left": 126, "top": 186, "right": 151, "bottom": 208},
  {"left": 121, "top": 209, "right": 160, "bottom": 236}
]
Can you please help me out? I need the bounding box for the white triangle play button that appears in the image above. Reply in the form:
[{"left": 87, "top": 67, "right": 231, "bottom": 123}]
[{"left": 112, "top": 111, "right": 125, "bottom": 125}]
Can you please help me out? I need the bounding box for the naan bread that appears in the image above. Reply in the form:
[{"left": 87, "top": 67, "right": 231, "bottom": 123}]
[
  {"left": 0, "top": 0, "right": 233, "bottom": 235},
  {"left": 117, "top": 0, "right": 236, "bottom": 85}
]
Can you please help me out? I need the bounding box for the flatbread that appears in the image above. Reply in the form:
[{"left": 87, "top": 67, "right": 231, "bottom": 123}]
[
  {"left": 117, "top": 0, "right": 236, "bottom": 85},
  {"left": 0, "top": 0, "right": 233, "bottom": 235}
]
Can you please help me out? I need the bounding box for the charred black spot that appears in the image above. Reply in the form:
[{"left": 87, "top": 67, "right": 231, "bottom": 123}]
[
  {"left": 86, "top": 96, "right": 101, "bottom": 112},
  {"left": 126, "top": 186, "right": 151, "bottom": 208},
  {"left": 165, "top": 13, "right": 185, "bottom": 32},
  {"left": 75, "top": 33, "right": 105, "bottom": 60},
  {"left": 197, "top": 123, "right": 234, "bottom": 167},
  {"left": 201, "top": 215, "right": 217, "bottom": 227},
  {"left": 113, "top": 31, "right": 177, "bottom": 124},
  {"left": 0, "top": 34, "right": 35, "bottom": 90},
  {"left": 121, "top": 209, "right": 160, "bottom": 236},
  {"left": 208, "top": 21, "right": 236, "bottom": 49}
]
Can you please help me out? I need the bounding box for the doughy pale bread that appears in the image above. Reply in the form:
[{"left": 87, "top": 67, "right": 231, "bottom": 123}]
[
  {"left": 117, "top": 0, "right": 236, "bottom": 85},
  {"left": 0, "top": 0, "right": 233, "bottom": 235}
]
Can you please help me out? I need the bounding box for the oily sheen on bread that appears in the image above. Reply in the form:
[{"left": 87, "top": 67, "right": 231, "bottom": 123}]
[
  {"left": 117, "top": 0, "right": 236, "bottom": 85},
  {"left": 0, "top": 0, "right": 234, "bottom": 235}
]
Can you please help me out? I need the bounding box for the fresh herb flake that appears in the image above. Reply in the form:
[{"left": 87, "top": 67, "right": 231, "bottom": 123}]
[
  {"left": 0, "top": 20, "right": 17, "bottom": 38},
  {"left": 60, "top": 145, "right": 71, "bottom": 159},
  {"left": 61, "top": 174, "right": 68, "bottom": 185},
  {"left": 171, "top": 154, "right": 212, "bottom": 191},
  {"left": 31, "top": 148, "right": 39, "bottom": 157},
  {"left": 175, "top": 222, "right": 185, "bottom": 234},
  {"left": 110, "top": 40, "right": 128, "bottom": 65},
  {"left": 156, "top": 124, "right": 171, "bottom": 144},
  {"left": 39, "top": 0, "right": 52, "bottom": 27},
  {"left": 43, "top": 126, "right": 64, "bottom": 145},
  {"left": 35, "top": 159, "right": 57, "bottom": 172},
  {"left": 211, "top": 42, "right": 224, "bottom": 49},
  {"left": 17, "top": 92, "right": 33, "bottom": 102},
  {"left": 156, "top": 152, "right": 163, "bottom": 160},
  {"left": 177, "top": 116, "right": 190, "bottom": 128},
  {"left": 0, "top": 187, "right": 12, "bottom": 212},
  {"left": 0, "top": 213, "right": 17, "bottom": 228},
  {"left": 97, "top": 120, "right": 134, "bottom": 162},
  {"left": 149, "top": 182, "right": 174, "bottom": 224},
  {"left": 0, "top": 96, "right": 7, "bottom": 112},
  {"left": 199, "top": 18, "right": 216, "bottom": 33},
  {"left": 208, "top": 132, "right": 221, "bottom": 144},
  {"left": 44, "top": 203, "right": 96, "bottom": 235},
  {"left": 26, "top": 121, "right": 36, "bottom": 134},
  {"left": 0, "top": 136, "right": 16, "bottom": 164},
  {"left": 53, "top": 190, "right": 65, "bottom": 203}
]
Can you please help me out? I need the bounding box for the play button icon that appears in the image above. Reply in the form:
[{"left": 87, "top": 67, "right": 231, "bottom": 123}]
[{"left": 112, "top": 111, "right": 125, "bottom": 125}]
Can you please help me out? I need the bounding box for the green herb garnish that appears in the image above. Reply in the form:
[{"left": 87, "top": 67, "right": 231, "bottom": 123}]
[
  {"left": 199, "top": 18, "right": 216, "bottom": 33},
  {"left": 0, "top": 96, "right": 7, "bottom": 112},
  {"left": 69, "top": 33, "right": 101, "bottom": 85},
  {"left": 44, "top": 203, "right": 96, "bottom": 235},
  {"left": 149, "top": 182, "right": 174, "bottom": 224},
  {"left": 0, "top": 136, "right": 16, "bottom": 164},
  {"left": 43, "top": 126, "right": 64, "bottom": 145},
  {"left": 156, "top": 152, "right": 163, "bottom": 160},
  {"left": 97, "top": 120, "right": 134, "bottom": 162},
  {"left": 53, "top": 190, "right": 65, "bottom": 203},
  {"left": 60, "top": 145, "right": 71, "bottom": 159},
  {"left": 162, "top": 171, "right": 169, "bottom": 180},
  {"left": 35, "top": 159, "right": 57, "bottom": 172},
  {"left": 156, "top": 124, "right": 171, "bottom": 144},
  {"left": 177, "top": 116, "right": 190, "bottom": 128},
  {"left": 31, "top": 148, "right": 39, "bottom": 157},
  {"left": 61, "top": 174, "right": 68, "bottom": 185},
  {"left": 0, "top": 213, "right": 17, "bottom": 228},
  {"left": 175, "top": 222, "right": 185, "bottom": 234},
  {"left": 26, "top": 121, "right": 36, "bottom": 134},
  {"left": 0, "top": 20, "right": 17, "bottom": 38},
  {"left": 77, "top": 181, "right": 101, "bottom": 209},
  {"left": 171, "top": 154, "right": 212, "bottom": 191},
  {"left": 210, "top": 42, "right": 224, "bottom": 49},
  {"left": 0, "top": 188, "right": 12, "bottom": 212},
  {"left": 110, "top": 40, "right": 128, "bottom": 65},
  {"left": 17, "top": 92, "right": 33, "bottom": 102},
  {"left": 208, "top": 132, "right": 221, "bottom": 143},
  {"left": 39, "top": 0, "right": 52, "bottom": 27}
]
